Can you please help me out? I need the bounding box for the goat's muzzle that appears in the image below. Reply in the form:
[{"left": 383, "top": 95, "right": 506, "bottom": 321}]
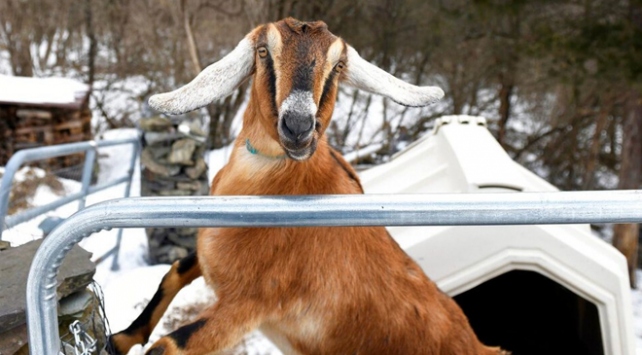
[
  {"left": 278, "top": 91, "right": 318, "bottom": 161},
  {"left": 278, "top": 112, "right": 316, "bottom": 160}
]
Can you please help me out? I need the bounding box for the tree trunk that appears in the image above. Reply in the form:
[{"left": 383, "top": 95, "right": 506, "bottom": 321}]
[
  {"left": 496, "top": 81, "right": 513, "bottom": 145},
  {"left": 613, "top": 90, "right": 642, "bottom": 288},
  {"left": 180, "top": 0, "right": 202, "bottom": 76},
  {"left": 85, "top": 0, "right": 97, "bottom": 90},
  {"left": 613, "top": 224, "right": 639, "bottom": 288},
  {"left": 582, "top": 108, "right": 609, "bottom": 189},
  {"left": 496, "top": 56, "right": 516, "bottom": 146},
  {"left": 9, "top": 39, "right": 34, "bottom": 77}
]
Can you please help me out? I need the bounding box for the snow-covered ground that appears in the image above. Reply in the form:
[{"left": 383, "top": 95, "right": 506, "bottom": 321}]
[
  {"left": 0, "top": 128, "right": 280, "bottom": 354},
  {"left": 1, "top": 128, "right": 641, "bottom": 354},
  {"left": 1, "top": 129, "right": 148, "bottom": 287}
]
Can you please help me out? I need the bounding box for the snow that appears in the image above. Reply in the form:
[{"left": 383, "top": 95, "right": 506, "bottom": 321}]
[
  {"left": 1, "top": 127, "right": 642, "bottom": 354},
  {"left": 0, "top": 74, "right": 88, "bottom": 107},
  {"left": 0, "top": 168, "right": 81, "bottom": 246},
  {"left": 0, "top": 127, "right": 279, "bottom": 353},
  {"left": 1, "top": 128, "right": 147, "bottom": 283},
  {"left": 0, "top": 51, "right": 11, "bottom": 75},
  {"left": 204, "top": 143, "right": 234, "bottom": 183},
  {"left": 103, "top": 265, "right": 282, "bottom": 355}
]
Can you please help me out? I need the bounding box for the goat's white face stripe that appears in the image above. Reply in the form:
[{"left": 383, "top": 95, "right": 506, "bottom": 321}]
[
  {"left": 267, "top": 24, "right": 283, "bottom": 102},
  {"left": 266, "top": 24, "right": 282, "bottom": 55},
  {"left": 327, "top": 38, "right": 344, "bottom": 66},
  {"left": 320, "top": 38, "right": 344, "bottom": 85}
]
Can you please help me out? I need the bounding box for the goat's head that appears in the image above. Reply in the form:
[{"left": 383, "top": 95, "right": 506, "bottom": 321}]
[{"left": 149, "top": 18, "right": 443, "bottom": 161}]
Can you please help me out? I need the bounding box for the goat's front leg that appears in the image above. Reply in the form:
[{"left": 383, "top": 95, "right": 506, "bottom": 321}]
[
  {"left": 145, "top": 299, "right": 266, "bottom": 355},
  {"left": 108, "top": 252, "right": 201, "bottom": 355}
]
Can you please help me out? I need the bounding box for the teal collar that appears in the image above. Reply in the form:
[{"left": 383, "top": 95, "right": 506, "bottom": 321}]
[{"left": 245, "top": 139, "right": 287, "bottom": 160}]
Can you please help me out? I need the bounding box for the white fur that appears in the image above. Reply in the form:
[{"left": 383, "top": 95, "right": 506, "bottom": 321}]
[
  {"left": 278, "top": 90, "right": 317, "bottom": 150},
  {"left": 344, "top": 46, "right": 444, "bottom": 107},
  {"left": 148, "top": 38, "right": 255, "bottom": 115},
  {"left": 327, "top": 39, "right": 344, "bottom": 66},
  {"left": 267, "top": 24, "right": 283, "bottom": 102},
  {"left": 320, "top": 39, "right": 344, "bottom": 84},
  {"left": 267, "top": 24, "right": 283, "bottom": 57},
  {"left": 279, "top": 90, "right": 317, "bottom": 118}
]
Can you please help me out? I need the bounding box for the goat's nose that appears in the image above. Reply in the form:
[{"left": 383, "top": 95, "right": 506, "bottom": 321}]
[{"left": 281, "top": 112, "right": 314, "bottom": 142}]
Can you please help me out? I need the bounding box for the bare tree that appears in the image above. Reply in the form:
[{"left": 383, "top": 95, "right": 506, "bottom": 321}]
[{"left": 613, "top": 90, "right": 642, "bottom": 288}]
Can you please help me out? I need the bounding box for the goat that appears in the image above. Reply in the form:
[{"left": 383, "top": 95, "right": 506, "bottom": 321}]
[{"left": 108, "top": 18, "right": 505, "bottom": 355}]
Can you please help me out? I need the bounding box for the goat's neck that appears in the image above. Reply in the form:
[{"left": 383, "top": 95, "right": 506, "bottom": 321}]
[
  {"left": 237, "top": 98, "right": 286, "bottom": 159},
  {"left": 218, "top": 99, "right": 338, "bottom": 196},
  {"left": 235, "top": 95, "right": 334, "bottom": 167}
]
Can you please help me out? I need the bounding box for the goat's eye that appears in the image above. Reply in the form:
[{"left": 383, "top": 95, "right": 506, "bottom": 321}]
[
  {"left": 258, "top": 47, "right": 268, "bottom": 58},
  {"left": 335, "top": 61, "right": 346, "bottom": 72}
]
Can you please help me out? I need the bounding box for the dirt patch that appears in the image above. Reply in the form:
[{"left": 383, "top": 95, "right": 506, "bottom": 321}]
[{"left": 1, "top": 168, "right": 65, "bottom": 215}]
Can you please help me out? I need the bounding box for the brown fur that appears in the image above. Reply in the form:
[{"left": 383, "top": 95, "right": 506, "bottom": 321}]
[{"left": 110, "top": 18, "right": 504, "bottom": 355}]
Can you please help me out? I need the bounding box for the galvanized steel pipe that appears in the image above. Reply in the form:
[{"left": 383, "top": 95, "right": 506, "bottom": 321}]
[
  {"left": 0, "top": 137, "right": 139, "bottom": 237},
  {"left": 26, "top": 190, "right": 642, "bottom": 354}
]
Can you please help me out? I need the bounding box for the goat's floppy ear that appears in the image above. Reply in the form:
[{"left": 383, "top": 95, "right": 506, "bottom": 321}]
[
  {"left": 149, "top": 37, "right": 255, "bottom": 115},
  {"left": 343, "top": 46, "right": 444, "bottom": 107}
]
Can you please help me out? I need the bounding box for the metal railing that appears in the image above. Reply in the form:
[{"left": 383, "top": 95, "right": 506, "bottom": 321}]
[
  {"left": 25, "top": 190, "right": 642, "bottom": 354},
  {"left": 0, "top": 137, "right": 140, "bottom": 269}
]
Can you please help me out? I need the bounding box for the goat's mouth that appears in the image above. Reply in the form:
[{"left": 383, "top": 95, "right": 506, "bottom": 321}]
[
  {"left": 277, "top": 90, "right": 320, "bottom": 161},
  {"left": 277, "top": 114, "right": 319, "bottom": 161},
  {"left": 281, "top": 137, "right": 317, "bottom": 161}
]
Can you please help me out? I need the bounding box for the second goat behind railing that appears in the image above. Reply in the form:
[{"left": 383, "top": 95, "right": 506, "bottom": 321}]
[{"left": 108, "top": 17, "right": 507, "bottom": 355}]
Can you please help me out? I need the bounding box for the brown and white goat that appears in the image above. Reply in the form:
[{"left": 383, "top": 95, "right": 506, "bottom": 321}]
[{"left": 109, "top": 18, "right": 504, "bottom": 355}]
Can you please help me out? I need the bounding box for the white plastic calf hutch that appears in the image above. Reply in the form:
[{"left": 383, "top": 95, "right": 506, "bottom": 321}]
[{"left": 359, "top": 116, "right": 635, "bottom": 355}]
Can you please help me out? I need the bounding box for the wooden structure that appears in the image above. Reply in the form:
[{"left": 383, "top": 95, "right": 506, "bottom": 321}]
[{"left": 0, "top": 75, "right": 92, "bottom": 173}]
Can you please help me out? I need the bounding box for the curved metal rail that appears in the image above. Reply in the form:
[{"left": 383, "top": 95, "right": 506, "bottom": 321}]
[
  {"left": 0, "top": 137, "right": 140, "bottom": 236},
  {"left": 26, "top": 190, "right": 642, "bottom": 354}
]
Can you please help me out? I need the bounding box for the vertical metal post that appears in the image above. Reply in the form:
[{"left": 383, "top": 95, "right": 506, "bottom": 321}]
[
  {"left": 0, "top": 137, "right": 138, "bottom": 239},
  {"left": 123, "top": 139, "right": 140, "bottom": 206},
  {"left": 0, "top": 151, "right": 28, "bottom": 237},
  {"left": 110, "top": 138, "right": 140, "bottom": 271},
  {"left": 77, "top": 142, "right": 97, "bottom": 211}
]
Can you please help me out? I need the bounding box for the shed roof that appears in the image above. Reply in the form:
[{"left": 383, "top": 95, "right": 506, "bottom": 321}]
[{"left": 0, "top": 74, "right": 89, "bottom": 109}]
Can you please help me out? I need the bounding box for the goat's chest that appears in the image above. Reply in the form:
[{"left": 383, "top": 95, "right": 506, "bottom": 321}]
[{"left": 197, "top": 226, "right": 312, "bottom": 294}]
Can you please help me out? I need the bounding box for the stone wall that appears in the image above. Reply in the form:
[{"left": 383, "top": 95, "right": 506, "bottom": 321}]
[
  {"left": 0, "top": 240, "right": 104, "bottom": 354},
  {"left": 139, "top": 116, "right": 209, "bottom": 264}
]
